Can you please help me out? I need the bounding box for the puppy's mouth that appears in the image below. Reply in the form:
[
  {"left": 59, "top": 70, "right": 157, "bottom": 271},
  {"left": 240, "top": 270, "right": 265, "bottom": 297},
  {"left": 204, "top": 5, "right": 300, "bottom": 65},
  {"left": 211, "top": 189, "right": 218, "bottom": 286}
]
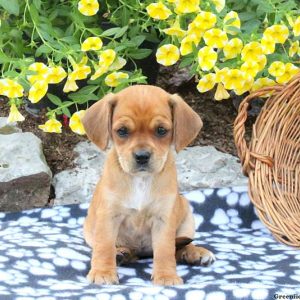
[{"left": 132, "top": 164, "right": 152, "bottom": 174}]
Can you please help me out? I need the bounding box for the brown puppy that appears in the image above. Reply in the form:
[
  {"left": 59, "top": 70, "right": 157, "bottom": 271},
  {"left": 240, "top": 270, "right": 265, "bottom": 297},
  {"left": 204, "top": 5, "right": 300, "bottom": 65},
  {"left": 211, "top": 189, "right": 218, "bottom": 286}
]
[{"left": 82, "top": 85, "right": 215, "bottom": 285}]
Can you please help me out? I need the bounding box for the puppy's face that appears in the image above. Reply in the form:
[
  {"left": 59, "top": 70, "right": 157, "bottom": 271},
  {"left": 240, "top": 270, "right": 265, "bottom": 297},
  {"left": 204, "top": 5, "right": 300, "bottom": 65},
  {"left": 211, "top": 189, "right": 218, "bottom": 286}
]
[
  {"left": 82, "top": 85, "right": 203, "bottom": 175},
  {"left": 111, "top": 87, "right": 173, "bottom": 174}
]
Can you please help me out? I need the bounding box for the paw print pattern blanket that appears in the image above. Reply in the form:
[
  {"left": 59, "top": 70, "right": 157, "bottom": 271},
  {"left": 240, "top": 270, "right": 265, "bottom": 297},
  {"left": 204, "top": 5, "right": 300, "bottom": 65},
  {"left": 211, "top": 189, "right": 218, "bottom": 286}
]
[{"left": 0, "top": 187, "right": 300, "bottom": 300}]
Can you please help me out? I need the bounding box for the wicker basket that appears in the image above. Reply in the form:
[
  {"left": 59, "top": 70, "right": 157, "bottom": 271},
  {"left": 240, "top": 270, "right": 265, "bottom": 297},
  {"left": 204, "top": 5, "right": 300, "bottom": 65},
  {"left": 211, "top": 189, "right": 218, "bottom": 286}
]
[{"left": 234, "top": 73, "right": 300, "bottom": 248}]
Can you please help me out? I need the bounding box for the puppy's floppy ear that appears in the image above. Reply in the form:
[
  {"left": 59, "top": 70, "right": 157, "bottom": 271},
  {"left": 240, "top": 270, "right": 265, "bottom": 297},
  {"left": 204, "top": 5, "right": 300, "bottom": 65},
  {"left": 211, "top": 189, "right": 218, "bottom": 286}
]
[
  {"left": 169, "top": 94, "right": 203, "bottom": 152},
  {"left": 82, "top": 93, "right": 116, "bottom": 150}
]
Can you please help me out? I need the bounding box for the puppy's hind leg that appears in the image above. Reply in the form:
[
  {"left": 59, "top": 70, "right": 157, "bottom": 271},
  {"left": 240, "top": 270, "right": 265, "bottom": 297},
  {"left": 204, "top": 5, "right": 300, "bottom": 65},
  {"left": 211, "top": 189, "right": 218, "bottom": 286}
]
[
  {"left": 175, "top": 197, "right": 215, "bottom": 267},
  {"left": 176, "top": 243, "right": 215, "bottom": 266}
]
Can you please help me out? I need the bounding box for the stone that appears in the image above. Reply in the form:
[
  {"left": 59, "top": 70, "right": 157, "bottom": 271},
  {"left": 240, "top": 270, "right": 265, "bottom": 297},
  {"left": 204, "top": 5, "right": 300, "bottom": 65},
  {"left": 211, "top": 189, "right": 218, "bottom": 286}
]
[
  {"left": 176, "top": 146, "right": 247, "bottom": 190},
  {"left": 0, "top": 132, "right": 52, "bottom": 211},
  {"left": 53, "top": 141, "right": 247, "bottom": 205},
  {"left": 52, "top": 142, "right": 106, "bottom": 205},
  {"left": 0, "top": 117, "right": 22, "bottom": 134}
]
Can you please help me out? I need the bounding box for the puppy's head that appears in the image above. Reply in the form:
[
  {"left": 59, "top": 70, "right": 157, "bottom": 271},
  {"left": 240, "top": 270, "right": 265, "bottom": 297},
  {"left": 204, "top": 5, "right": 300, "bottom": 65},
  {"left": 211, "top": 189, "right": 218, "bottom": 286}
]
[{"left": 82, "top": 85, "right": 202, "bottom": 175}]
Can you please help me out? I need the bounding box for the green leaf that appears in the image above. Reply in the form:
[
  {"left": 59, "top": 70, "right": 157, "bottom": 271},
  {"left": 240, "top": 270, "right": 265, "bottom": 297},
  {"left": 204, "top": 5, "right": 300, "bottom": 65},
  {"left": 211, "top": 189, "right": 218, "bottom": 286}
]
[
  {"left": 226, "top": 26, "right": 241, "bottom": 33},
  {"left": 101, "top": 27, "right": 122, "bottom": 37},
  {"left": 130, "top": 35, "right": 146, "bottom": 47},
  {"left": 47, "top": 93, "right": 62, "bottom": 106},
  {"left": 121, "top": 6, "right": 130, "bottom": 26},
  {"left": 32, "top": 0, "right": 41, "bottom": 10},
  {"left": 114, "top": 26, "right": 128, "bottom": 39},
  {"left": 0, "top": 52, "right": 11, "bottom": 63},
  {"left": 36, "top": 44, "right": 52, "bottom": 57},
  {"left": 179, "top": 56, "right": 194, "bottom": 68},
  {"left": 128, "top": 49, "right": 152, "bottom": 59},
  {"left": 0, "top": 0, "right": 19, "bottom": 16},
  {"left": 61, "top": 106, "right": 71, "bottom": 118}
]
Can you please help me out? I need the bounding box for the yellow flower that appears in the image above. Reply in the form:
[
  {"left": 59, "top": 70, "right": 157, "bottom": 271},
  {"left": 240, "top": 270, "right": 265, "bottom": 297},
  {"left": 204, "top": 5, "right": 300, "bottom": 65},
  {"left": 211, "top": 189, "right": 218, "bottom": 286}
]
[
  {"left": 47, "top": 66, "right": 67, "bottom": 84},
  {"left": 224, "top": 11, "right": 240, "bottom": 35},
  {"left": 223, "top": 38, "right": 243, "bottom": 59},
  {"left": 261, "top": 35, "right": 276, "bottom": 55},
  {"left": 187, "top": 22, "right": 205, "bottom": 40},
  {"left": 78, "top": 0, "right": 99, "bottom": 16},
  {"left": 276, "top": 63, "right": 299, "bottom": 84},
  {"left": 104, "top": 72, "right": 129, "bottom": 87},
  {"left": 7, "top": 104, "right": 25, "bottom": 123},
  {"left": 196, "top": 73, "right": 216, "bottom": 93},
  {"left": 256, "top": 54, "right": 267, "bottom": 71},
  {"left": 156, "top": 44, "right": 180, "bottom": 66},
  {"left": 214, "top": 83, "right": 230, "bottom": 100},
  {"left": 71, "top": 65, "right": 91, "bottom": 81},
  {"left": 223, "top": 69, "right": 245, "bottom": 90},
  {"left": 1, "top": 79, "right": 24, "bottom": 98},
  {"left": 234, "top": 74, "right": 254, "bottom": 95},
  {"left": 192, "top": 11, "right": 217, "bottom": 31},
  {"left": 293, "top": 16, "right": 300, "bottom": 36},
  {"left": 241, "top": 42, "right": 263, "bottom": 61},
  {"left": 91, "top": 65, "right": 109, "bottom": 80},
  {"left": 215, "top": 67, "right": 229, "bottom": 83},
  {"left": 81, "top": 37, "right": 103, "bottom": 51},
  {"left": 99, "top": 49, "right": 116, "bottom": 68},
  {"left": 241, "top": 61, "right": 260, "bottom": 78},
  {"left": 211, "top": 0, "right": 225, "bottom": 12},
  {"left": 63, "top": 76, "right": 79, "bottom": 93},
  {"left": 198, "top": 46, "right": 217, "bottom": 71},
  {"left": 180, "top": 35, "right": 199, "bottom": 56},
  {"left": 268, "top": 61, "right": 285, "bottom": 77},
  {"left": 69, "top": 110, "right": 86, "bottom": 135},
  {"left": 175, "top": 0, "right": 200, "bottom": 14},
  {"left": 263, "top": 25, "right": 289, "bottom": 44},
  {"left": 163, "top": 19, "right": 186, "bottom": 37},
  {"left": 28, "top": 81, "right": 48, "bottom": 103},
  {"left": 251, "top": 77, "right": 276, "bottom": 92},
  {"left": 289, "top": 41, "right": 299, "bottom": 57},
  {"left": 146, "top": 2, "right": 172, "bottom": 20},
  {"left": 203, "top": 28, "right": 228, "bottom": 49},
  {"left": 27, "top": 62, "right": 49, "bottom": 84},
  {"left": 39, "top": 119, "right": 62, "bottom": 133},
  {"left": 109, "top": 57, "right": 127, "bottom": 71}
]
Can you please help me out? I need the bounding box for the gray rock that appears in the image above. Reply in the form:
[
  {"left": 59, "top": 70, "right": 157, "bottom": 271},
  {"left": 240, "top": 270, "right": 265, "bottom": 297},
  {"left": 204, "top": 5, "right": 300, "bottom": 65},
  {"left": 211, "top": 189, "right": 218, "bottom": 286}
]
[
  {"left": 176, "top": 146, "right": 247, "bottom": 190},
  {"left": 53, "top": 141, "right": 247, "bottom": 205},
  {"left": 53, "top": 142, "right": 105, "bottom": 205},
  {"left": 0, "top": 132, "right": 52, "bottom": 211},
  {"left": 0, "top": 117, "right": 22, "bottom": 134}
]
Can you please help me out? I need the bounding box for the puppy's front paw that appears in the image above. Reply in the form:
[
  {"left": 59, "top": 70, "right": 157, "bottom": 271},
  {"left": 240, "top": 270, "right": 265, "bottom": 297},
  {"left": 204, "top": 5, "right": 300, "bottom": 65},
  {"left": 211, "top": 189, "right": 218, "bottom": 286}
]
[
  {"left": 177, "top": 245, "right": 215, "bottom": 267},
  {"left": 152, "top": 274, "right": 183, "bottom": 286},
  {"left": 87, "top": 269, "right": 119, "bottom": 285}
]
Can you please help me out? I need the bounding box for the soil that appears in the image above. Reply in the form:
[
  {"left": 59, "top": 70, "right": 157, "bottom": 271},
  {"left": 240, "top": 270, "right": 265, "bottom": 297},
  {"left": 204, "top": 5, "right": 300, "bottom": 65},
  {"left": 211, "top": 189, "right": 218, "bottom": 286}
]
[{"left": 0, "top": 67, "right": 255, "bottom": 177}]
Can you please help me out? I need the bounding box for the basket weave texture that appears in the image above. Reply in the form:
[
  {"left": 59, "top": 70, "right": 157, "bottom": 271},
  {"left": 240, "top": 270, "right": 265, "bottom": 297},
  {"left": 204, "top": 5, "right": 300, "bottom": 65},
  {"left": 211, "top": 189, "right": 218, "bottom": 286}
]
[{"left": 234, "top": 73, "right": 300, "bottom": 248}]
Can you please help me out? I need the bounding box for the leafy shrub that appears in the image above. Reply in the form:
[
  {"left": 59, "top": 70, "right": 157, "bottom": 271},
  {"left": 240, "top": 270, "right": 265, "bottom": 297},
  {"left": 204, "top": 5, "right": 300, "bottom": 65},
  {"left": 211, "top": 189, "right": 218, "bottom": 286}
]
[{"left": 0, "top": 0, "right": 299, "bottom": 133}]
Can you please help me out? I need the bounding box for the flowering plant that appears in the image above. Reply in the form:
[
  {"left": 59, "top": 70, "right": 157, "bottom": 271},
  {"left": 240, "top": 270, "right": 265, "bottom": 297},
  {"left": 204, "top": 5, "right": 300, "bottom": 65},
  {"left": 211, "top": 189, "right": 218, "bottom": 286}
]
[
  {"left": 149, "top": 0, "right": 300, "bottom": 100},
  {"left": 1, "top": 0, "right": 300, "bottom": 134},
  {"left": 0, "top": 0, "right": 155, "bottom": 133}
]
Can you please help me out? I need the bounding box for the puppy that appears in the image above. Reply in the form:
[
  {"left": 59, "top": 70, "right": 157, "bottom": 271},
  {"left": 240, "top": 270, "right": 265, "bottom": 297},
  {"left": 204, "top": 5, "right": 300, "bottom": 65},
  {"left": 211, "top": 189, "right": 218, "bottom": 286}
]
[{"left": 82, "top": 85, "right": 215, "bottom": 285}]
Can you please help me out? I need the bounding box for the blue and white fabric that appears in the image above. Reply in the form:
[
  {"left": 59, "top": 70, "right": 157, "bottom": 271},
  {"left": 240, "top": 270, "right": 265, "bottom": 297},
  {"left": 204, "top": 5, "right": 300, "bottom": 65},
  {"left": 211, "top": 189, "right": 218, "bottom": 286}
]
[{"left": 0, "top": 187, "right": 300, "bottom": 300}]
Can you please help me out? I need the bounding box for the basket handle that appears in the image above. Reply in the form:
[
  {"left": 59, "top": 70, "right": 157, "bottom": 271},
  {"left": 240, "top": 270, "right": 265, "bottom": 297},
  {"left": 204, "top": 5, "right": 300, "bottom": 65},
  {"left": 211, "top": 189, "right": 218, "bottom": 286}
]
[{"left": 234, "top": 85, "right": 283, "bottom": 176}]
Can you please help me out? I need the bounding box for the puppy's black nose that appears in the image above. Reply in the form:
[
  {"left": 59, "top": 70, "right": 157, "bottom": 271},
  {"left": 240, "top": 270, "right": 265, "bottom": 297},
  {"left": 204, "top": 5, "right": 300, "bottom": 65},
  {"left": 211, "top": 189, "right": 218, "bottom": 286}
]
[{"left": 134, "top": 150, "right": 151, "bottom": 165}]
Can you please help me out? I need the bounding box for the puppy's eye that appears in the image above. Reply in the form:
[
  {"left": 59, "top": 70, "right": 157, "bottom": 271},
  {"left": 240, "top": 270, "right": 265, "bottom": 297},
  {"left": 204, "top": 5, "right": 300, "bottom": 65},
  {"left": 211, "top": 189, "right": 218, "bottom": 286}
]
[
  {"left": 117, "top": 127, "right": 129, "bottom": 137},
  {"left": 155, "top": 126, "right": 168, "bottom": 137}
]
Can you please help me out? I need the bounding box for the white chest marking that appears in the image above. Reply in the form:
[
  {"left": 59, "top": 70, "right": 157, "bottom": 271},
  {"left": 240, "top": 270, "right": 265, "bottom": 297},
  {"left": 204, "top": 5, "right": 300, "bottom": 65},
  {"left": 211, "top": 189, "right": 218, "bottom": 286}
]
[{"left": 125, "top": 176, "right": 153, "bottom": 211}]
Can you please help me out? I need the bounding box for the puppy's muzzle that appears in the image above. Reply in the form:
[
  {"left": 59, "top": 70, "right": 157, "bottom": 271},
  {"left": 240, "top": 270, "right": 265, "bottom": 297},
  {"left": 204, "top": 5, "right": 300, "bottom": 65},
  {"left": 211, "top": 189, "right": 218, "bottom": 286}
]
[{"left": 134, "top": 150, "right": 151, "bottom": 168}]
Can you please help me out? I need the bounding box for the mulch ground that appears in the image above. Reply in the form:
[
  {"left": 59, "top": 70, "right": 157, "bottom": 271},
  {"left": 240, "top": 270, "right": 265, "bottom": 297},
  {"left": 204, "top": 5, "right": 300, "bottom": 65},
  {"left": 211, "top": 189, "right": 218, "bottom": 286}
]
[{"left": 0, "top": 68, "right": 255, "bottom": 176}]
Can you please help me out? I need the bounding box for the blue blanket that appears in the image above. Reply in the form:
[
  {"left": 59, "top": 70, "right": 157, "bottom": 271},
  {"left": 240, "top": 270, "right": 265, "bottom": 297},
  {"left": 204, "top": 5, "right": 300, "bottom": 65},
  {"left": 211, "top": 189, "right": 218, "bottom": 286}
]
[{"left": 1, "top": 187, "right": 300, "bottom": 299}]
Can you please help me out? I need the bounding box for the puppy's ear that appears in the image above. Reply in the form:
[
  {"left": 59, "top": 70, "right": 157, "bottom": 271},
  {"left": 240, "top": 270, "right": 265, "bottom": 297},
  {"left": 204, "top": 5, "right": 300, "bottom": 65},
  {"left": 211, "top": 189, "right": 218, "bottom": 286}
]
[
  {"left": 169, "top": 94, "right": 203, "bottom": 152},
  {"left": 82, "top": 93, "right": 116, "bottom": 150}
]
